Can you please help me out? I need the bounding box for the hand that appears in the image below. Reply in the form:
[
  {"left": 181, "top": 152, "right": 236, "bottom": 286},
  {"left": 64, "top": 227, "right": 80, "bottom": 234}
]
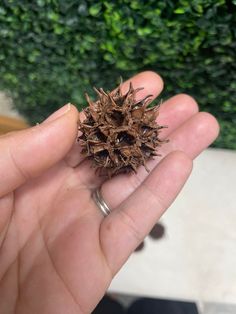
[{"left": 0, "top": 72, "right": 219, "bottom": 314}]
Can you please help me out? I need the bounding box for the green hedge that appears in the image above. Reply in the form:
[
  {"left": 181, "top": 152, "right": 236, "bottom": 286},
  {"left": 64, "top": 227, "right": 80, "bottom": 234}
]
[{"left": 0, "top": 0, "right": 236, "bottom": 149}]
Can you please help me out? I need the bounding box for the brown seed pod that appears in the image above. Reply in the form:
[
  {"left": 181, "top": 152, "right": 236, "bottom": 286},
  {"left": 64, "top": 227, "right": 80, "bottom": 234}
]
[{"left": 78, "top": 82, "right": 167, "bottom": 177}]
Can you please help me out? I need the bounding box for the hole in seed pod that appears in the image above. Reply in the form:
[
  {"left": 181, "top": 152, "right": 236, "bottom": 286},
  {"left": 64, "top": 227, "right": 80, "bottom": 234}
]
[
  {"left": 141, "top": 126, "right": 153, "bottom": 137},
  {"left": 114, "top": 95, "right": 125, "bottom": 106},
  {"left": 95, "top": 149, "right": 109, "bottom": 157},
  {"left": 94, "top": 150, "right": 109, "bottom": 164},
  {"left": 96, "top": 130, "right": 107, "bottom": 141},
  {"left": 117, "top": 132, "right": 135, "bottom": 145},
  {"left": 141, "top": 144, "right": 153, "bottom": 156},
  {"left": 105, "top": 111, "right": 124, "bottom": 126},
  {"left": 90, "top": 130, "right": 106, "bottom": 142},
  {"left": 110, "top": 111, "right": 124, "bottom": 126},
  {"left": 105, "top": 111, "right": 124, "bottom": 127}
]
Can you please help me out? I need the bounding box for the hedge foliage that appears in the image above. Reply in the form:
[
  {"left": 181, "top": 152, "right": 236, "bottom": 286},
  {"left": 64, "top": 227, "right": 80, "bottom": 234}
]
[{"left": 0, "top": 0, "right": 236, "bottom": 148}]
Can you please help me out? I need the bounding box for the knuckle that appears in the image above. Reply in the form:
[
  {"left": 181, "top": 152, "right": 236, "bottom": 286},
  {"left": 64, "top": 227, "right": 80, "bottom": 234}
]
[{"left": 117, "top": 209, "right": 143, "bottom": 242}]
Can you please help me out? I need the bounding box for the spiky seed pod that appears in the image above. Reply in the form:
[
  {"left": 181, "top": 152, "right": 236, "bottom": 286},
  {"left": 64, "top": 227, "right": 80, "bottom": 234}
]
[{"left": 78, "top": 82, "right": 167, "bottom": 177}]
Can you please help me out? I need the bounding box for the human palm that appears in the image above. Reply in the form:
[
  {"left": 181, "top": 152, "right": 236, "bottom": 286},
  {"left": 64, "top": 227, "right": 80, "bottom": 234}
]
[{"left": 0, "top": 72, "right": 219, "bottom": 314}]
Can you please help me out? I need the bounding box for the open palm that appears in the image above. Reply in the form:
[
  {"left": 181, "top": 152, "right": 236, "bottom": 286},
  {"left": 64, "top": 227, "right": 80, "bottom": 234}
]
[{"left": 0, "top": 72, "right": 219, "bottom": 314}]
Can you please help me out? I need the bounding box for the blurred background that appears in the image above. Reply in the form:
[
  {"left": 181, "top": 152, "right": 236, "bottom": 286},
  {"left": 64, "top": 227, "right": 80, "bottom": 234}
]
[
  {"left": 0, "top": 0, "right": 235, "bottom": 148},
  {"left": 0, "top": 1, "right": 236, "bottom": 314}
]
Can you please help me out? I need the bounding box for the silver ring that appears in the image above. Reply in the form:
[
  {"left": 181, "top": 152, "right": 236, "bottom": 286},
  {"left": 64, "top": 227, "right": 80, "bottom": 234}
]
[{"left": 92, "top": 188, "right": 112, "bottom": 217}]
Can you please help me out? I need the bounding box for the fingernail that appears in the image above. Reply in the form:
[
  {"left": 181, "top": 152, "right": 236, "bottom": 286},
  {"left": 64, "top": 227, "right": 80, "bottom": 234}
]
[{"left": 43, "top": 103, "right": 71, "bottom": 124}]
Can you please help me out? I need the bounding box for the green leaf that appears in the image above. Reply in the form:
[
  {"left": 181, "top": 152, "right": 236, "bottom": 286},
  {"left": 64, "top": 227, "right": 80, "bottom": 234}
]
[
  {"left": 174, "top": 8, "right": 186, "bottom": 14},
  {"left": 0, "top": 0, "right": 235, "bottom": 150},
  {"left": 137, "top": 27, "right": 152, "bottom": 36},
  {"left": 47, "top": 12, "right": 59, "bottom": 22},
  {"left": 89, "top": 3, "right": 102, "bottom": 16}
]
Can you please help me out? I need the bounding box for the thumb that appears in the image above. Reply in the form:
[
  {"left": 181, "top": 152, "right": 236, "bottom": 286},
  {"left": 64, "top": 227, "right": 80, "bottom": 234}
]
[{"left": 0, "top": 104, "right": 79, "bottom": 197}]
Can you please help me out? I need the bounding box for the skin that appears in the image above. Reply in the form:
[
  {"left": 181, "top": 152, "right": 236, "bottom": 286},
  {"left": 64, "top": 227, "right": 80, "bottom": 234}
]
[{"left": 0, "top": 72, "right": 219, "bottom": 314}]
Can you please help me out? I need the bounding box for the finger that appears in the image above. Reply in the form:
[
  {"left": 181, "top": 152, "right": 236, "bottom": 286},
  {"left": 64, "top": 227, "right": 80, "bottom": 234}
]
[
  {"left": 0, "top": 104, "right": 79, "bottom": 197},
  {"left": 157, "top": 94, "right": 199, "bottom": 139},
  {"left": 75, "top": 93, "right": 199, "bottom": 188},
  {"left": 65, "top": 71, "right": 164, "bottom": 167},
  {"left": 162, "top": 112, "right": 220, "bottom": 157},
  {"left": 64, "top": 112, "right": 85, "bottom": 167},
  {"left": 119, "top": 70, "right": 164, "bottom": 100},
  {"left": 100, "top": 151, "right": 193, "bottom": 273},
  {"left": 101, "top": 111, "right": 219, "bottom": 209}
]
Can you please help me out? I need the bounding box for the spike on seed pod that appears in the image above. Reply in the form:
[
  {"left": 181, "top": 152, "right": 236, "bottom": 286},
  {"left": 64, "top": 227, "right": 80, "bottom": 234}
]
[{"left": 78, "top": 82, "right": 168, "bottom": 177}]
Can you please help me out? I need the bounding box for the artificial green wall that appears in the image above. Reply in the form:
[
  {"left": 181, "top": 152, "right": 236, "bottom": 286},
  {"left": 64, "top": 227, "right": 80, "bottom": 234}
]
[{"left": 0, "top": 0, "right": 235, "bottom": 148}]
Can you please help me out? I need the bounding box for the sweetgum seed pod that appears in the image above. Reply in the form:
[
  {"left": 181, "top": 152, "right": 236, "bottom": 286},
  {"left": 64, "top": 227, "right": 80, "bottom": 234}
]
[{"left": 78, "top": 82, "right": 167, "bottom": 177}]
